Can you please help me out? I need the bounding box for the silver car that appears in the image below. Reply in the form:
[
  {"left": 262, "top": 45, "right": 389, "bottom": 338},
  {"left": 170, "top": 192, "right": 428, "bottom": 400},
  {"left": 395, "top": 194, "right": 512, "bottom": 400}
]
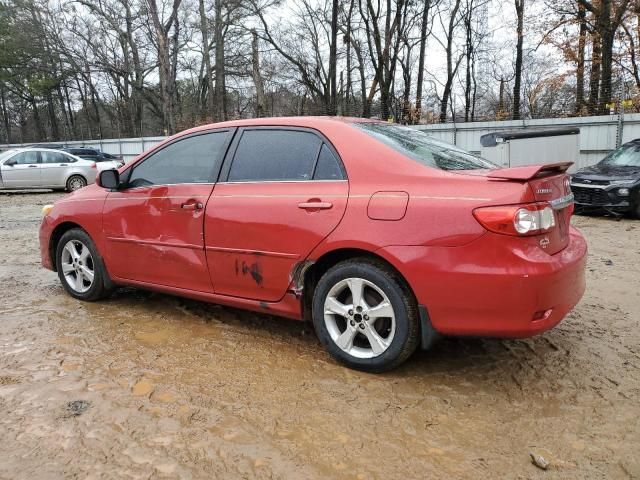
[{"left": 0, "top": 148, "right": 118, "bottom": 191}]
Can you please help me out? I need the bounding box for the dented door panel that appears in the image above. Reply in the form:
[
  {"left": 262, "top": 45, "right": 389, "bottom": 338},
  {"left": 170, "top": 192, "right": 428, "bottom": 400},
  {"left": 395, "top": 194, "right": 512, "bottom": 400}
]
[{"left": 204, "top": 181, "right": 348, "bottom": 302}]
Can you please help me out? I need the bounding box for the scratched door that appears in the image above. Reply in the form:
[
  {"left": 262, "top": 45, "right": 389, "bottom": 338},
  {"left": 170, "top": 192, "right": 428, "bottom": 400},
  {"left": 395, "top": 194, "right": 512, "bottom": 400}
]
[{"left": 204, "top": 129, "right": 348, "bottom": 302}]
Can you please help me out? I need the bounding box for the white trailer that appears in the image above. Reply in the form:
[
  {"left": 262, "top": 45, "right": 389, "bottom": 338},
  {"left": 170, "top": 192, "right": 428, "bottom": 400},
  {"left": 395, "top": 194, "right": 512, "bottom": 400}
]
[{"left": 480, "top": 127, "right": 581, "bottom": 171}]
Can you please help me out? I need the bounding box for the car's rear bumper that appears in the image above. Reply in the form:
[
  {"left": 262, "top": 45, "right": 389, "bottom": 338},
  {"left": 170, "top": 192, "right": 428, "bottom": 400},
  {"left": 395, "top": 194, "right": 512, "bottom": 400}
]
[{"left": 380, "top": 227, "right": 587, "bottom": 338}]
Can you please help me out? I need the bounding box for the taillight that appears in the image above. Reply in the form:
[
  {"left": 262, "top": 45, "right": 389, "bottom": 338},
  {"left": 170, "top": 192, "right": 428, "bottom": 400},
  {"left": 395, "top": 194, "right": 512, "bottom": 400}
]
[
  {"left": 91, "top": 162, "right": 97, "bottom": 169},
  {"left": 473, "top": 203, "right": 556, "bottom": 236}
]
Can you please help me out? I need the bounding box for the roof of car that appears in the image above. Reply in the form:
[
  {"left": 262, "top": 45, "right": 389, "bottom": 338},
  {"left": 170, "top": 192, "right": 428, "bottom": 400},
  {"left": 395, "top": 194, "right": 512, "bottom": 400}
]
[{"left": 180, "top": 116, "right": 383, "bottom": 137}]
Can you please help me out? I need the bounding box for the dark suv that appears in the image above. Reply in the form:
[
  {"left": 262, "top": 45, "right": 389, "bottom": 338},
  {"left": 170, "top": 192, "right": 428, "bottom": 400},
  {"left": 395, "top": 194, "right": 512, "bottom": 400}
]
[
  {"left": 62, "top": 148, "right": 124, "bottom": 166},
  {"left": 570, "top": 140, "right": 640, "bottom": 218}
]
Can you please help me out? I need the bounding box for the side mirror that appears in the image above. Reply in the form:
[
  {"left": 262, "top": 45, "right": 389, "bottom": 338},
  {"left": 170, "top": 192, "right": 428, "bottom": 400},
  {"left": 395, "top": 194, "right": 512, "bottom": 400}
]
[
  {"left": 4, "top": 159, "right": 16, "bottom": 166},
  {"left": 98, "top": 169, "right": 120, "bottom": 190}
]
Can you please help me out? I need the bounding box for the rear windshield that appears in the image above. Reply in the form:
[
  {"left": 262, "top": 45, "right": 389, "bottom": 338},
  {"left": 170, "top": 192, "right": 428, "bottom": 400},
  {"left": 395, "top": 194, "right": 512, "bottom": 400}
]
[{"left": 353, "top": 123, "right": 497, "bottom": 171}]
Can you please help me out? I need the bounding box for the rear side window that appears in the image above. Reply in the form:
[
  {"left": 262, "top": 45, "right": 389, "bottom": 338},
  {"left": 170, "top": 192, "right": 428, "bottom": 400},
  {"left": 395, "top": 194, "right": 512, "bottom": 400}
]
[
  {"left": 128, "top": 131, "right": 229, "bottom": 187},
  {"left": 41, "top": 151, "right": 68, "bottom": 164},
  {"left": 228, "top": 130, "right": 321, "bottom": 181},
  {"left": 354, "top": 123, "right": 497, "bottom": 171},
  {"left": 313, "top": 144, "right": 343, "bottom": 180}
]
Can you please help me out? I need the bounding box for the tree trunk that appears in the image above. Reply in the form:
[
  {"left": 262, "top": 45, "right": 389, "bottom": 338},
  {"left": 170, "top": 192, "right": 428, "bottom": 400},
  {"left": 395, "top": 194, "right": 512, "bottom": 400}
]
[
  {"left": 46, "top": 91, "right": 60, "bottom": 140},
  {"left": 214, "top": 0, "right": 226, "bottom": 122},
  {"left": 1, "top": 86, "right": 11, "bottom": 143},
  {"left": 251, "top": 30, "right": 266, "bottom": 118},
  {"left": 588, "top": 29, "right": 601, "bottom": 114},
  {"left": 328, "top": 0, "right": 339, "bottom": 115},
  {"left": 599, "top": 30, "right": 615, "bottom": 114},
  {"left": 498, "top": 77, "right": 506, "bottom": 117},
  {"left": 415, "top": 0, "right": 431, "bottom": 124},
  {"left": 199, "top": 0, "right": 214, "bottom": 120},
  {"left": 575, "top": 2, "right": 587, "bottom": 113},
  {"left": 345, "top": 0, "right": 354, "bottom": 115},
  {"left": 31, "top": 99, "right": 46, "bottom": 141},
  {"left": 512, "top": 0, "right": 524, "bottom": 120},
  {"left": 439, "top": 0, "right": 461, "bottom": 123},
  {"left": 464, "top": 2, "right": 473, "bottom": 122}
]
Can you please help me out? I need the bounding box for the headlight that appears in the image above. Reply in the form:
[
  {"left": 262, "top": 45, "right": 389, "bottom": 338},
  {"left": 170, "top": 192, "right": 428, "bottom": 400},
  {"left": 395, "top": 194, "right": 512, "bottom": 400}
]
[
  {"left": 609, "top": 180, "right": 634, "bottom": 186},
  {"left": 42, "top": 204, "right": 54, "bottom": 216},
  {"left": 617, "top": 188, "right": 630, "bottom": 196}
]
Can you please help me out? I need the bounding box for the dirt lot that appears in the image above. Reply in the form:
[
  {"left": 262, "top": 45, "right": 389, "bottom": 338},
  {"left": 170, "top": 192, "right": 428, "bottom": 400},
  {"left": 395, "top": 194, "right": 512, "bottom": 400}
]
[{"left": 0, "top": 191, "right": 638, "bottom": 479}]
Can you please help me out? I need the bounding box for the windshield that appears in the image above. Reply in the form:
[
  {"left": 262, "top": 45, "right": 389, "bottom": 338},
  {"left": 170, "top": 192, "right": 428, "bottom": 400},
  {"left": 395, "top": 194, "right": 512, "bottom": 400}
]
[
  {"left": 0, "top": 150, "right": 17, "bottom": 162},
  {"left": 600, "top": 142, "right": 640, "bottom": 167},
  {"left": 353, "top": 123, "right": 498, "bottom": 171}
]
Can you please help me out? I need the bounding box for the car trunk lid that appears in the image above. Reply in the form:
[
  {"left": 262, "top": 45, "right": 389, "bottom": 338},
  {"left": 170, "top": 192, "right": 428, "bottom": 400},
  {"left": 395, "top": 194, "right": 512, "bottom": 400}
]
[{"left": 466, "top": 162, "right": 574, "bottom": 255}]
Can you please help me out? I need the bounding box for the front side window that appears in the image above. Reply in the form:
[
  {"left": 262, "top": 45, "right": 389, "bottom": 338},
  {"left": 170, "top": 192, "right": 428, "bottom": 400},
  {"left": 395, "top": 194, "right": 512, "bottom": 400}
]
[
  {"left": 228, "top": 129, "right": 322, "bottom": 182},
  {"left": 12, "top": 151, "right": 39, "bottom": 165},
  {"left": 353, "top": 122, "right": 497, "bottom": 171},
  {"left": 41, "top": 151, "right": 68, "bottom": 164},
  {"left": 128, "top": 131, "right": 229, "bottom": 187}
]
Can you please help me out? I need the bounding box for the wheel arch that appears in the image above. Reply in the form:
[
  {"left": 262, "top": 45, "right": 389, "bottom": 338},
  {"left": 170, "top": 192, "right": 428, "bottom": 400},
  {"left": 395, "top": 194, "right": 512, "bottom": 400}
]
[
  {"left": 302, "top": 247, "right": 415, "bottom": 320},
  {"left": 49, "top": 221, "right": 86, "bottom": 271}
]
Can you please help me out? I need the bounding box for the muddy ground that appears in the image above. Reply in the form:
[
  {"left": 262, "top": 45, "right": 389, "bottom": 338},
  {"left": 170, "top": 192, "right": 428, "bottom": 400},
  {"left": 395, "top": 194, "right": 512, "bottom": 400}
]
[{"left": 0, "top": 191, "right": 638, "bottom": 480}]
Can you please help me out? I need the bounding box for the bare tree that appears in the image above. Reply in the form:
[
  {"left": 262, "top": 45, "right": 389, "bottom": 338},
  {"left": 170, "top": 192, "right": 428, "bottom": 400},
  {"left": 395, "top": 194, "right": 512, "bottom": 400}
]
[{"left": 512, "top": 0, "right": 524, "bottom": 119}]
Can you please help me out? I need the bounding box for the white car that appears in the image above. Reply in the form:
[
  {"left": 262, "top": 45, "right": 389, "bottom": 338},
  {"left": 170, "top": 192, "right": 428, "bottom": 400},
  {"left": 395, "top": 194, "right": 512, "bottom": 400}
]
[{"left": 0, "top": 148, "right": 119, "bottom": 191}]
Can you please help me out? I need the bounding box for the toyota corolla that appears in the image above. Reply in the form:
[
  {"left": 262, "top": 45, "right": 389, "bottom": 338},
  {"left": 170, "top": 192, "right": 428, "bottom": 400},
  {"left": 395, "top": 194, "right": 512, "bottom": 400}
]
[{"left": 39, "top": 117, "right": 587, "bottom": 372}]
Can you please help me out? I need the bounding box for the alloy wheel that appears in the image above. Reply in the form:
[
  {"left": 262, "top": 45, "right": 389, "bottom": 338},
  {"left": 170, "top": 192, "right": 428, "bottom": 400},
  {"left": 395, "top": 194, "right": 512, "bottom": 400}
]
[
  {"left": 60, "top": 240, "right": 95, "bottom": 293},
  {"left": 323, "top": 277, "right": 396, "bottom": 359},
  {"left": 68, "top": 177, "right": 86, "bottom": 191}
]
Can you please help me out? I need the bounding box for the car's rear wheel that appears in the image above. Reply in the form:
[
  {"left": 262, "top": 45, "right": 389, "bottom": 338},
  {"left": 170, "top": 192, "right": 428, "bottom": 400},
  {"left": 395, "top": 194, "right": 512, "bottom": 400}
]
[
  {"left": 633, "top": 197, "right": 640, "bottom": 219},
  {"left": 66, "top": 175, "right": 87, "bottom": 192},
  {"left": 312, "top": 258, "right": 420, "bottom": 372},
  {"left": 56, "top": 229, "right": 113, "bottom": 301}
]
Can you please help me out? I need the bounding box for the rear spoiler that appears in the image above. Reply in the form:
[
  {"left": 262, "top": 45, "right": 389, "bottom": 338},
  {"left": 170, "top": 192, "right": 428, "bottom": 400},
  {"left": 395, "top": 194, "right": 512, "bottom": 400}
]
[{"left": 487, "top": 162, "right": 573, "bottom": 181}]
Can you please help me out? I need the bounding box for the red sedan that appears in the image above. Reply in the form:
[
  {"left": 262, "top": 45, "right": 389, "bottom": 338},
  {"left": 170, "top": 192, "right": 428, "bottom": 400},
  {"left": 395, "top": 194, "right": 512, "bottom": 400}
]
[{"left": 39, "top": 117, "right": 587, "bottom": 372}]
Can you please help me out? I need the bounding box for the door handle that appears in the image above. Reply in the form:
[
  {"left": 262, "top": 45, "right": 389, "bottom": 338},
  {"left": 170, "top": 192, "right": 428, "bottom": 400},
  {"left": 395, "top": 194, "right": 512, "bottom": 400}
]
[
  {"left": 28, "top": 165, "right": 38, "bottom": 168},
  {"left": 181, "top": 201, "right": 203, "bottom": 210},
  {"left": 298, "top": 201, "right": 333, "bottom": 210},
  {"left": 59, "top": 163, "right": 68, "bottom": 166}
]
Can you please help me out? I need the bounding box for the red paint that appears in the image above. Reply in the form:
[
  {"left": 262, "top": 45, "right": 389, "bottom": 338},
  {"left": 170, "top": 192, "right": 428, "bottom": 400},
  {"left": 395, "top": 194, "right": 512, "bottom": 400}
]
[
  {"left": 205, "top": 180, "right": 348, "bottom": 301},
  {"left": 39, "top": 117, "right": 587, "bottom": 338}
]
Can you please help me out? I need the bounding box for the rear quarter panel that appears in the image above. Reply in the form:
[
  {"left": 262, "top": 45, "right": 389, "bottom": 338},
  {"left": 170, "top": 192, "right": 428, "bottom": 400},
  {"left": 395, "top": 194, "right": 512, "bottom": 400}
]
[{"left": 310, "top": 124, "right": 534, "bottom": 256}]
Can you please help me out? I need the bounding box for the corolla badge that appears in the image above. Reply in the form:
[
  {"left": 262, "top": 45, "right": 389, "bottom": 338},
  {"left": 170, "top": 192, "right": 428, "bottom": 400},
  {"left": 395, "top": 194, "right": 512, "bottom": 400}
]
[
  {"left": 539, "top": 237, "right": 550, "bottom": 249},
  {"left": 537, "top": 188, "right": 552, "bottom": 195}
]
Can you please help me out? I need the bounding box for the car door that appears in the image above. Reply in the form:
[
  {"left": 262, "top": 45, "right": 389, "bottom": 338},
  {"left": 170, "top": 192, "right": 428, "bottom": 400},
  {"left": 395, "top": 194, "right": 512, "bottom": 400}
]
[
  {"left": 39, "top": 151, "right": 74, "bottom": 187},
  {"left": 102, "top": 129, "right": 234, "bottom": 292},
  {"left": 0, "top": 151, "right": 41, "bottom": 187},
  {"left": 205, "top": 127, "right": 348, "bottom": 302}
]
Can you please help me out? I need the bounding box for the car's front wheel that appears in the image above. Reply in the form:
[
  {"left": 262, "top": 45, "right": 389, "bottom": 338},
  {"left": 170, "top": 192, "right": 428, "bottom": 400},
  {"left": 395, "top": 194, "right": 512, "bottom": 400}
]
[
  {"left": 56, "top": 229, "right": 113, "bottom": 301},
  {"left": 312, "top": 258, "right": 420, "bottom": 372}
]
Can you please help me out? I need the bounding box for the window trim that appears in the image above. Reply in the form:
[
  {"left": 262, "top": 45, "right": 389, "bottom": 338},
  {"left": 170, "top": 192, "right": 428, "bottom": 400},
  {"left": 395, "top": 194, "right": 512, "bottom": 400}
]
[
  {"left": 218, "top": 126, "right": 347, "bottom": 184},
  {"left": 121, "top": 128, "right": 237, "bottom": 189}
]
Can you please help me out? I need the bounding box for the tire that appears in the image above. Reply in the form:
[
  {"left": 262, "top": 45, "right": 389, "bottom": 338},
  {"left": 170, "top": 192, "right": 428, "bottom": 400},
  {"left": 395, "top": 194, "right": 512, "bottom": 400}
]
[
  {"left": 312, "top": 258, "right": 420, "bottom": 373},
  {"left": 66, "top": 175, "right": 87, "bottom": 192},
  {"left": 633, "top": 196, "right": 640, "bottom": 220},
  {"left": 55, "top": 228, "right": 114, "bottom": 301}
]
